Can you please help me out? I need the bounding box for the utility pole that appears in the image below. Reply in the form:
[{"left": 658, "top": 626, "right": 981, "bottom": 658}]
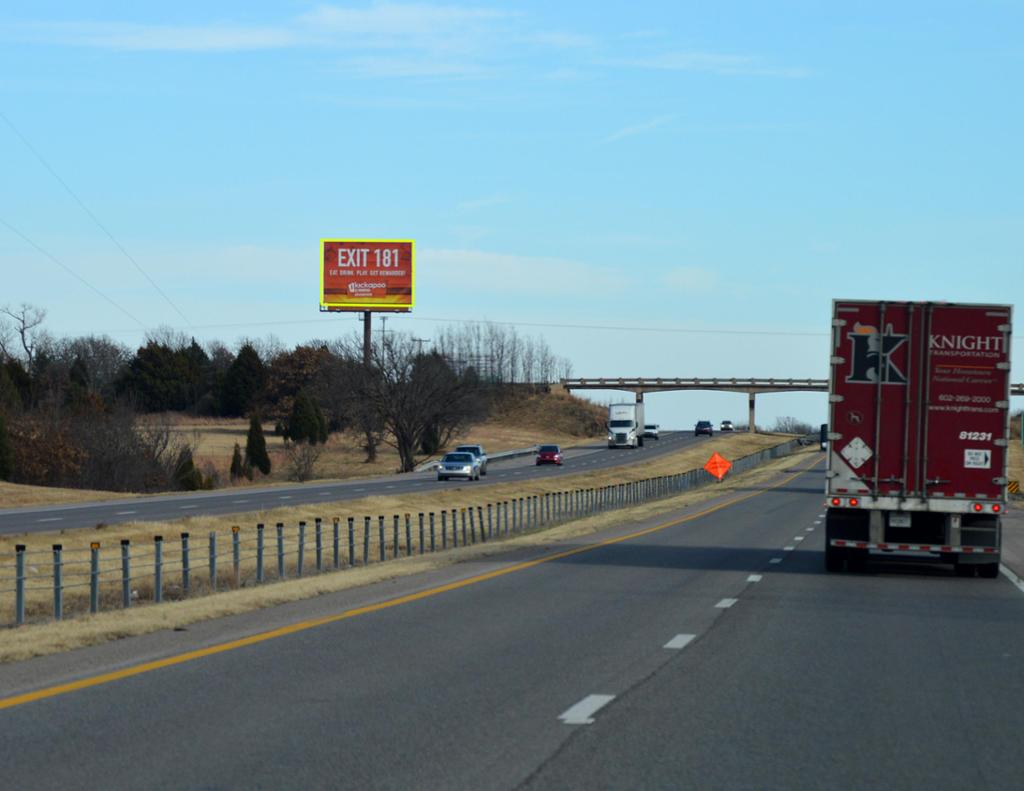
[{"left": 412, "top": 337, "right": 430, "bottom": 355}]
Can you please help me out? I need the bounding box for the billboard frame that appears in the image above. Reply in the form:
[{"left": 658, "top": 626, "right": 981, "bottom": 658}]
[{"left": 319, "top": 238, "right": 415, "bottom": 313}]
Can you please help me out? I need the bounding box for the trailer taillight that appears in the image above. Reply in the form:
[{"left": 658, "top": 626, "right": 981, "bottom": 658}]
[
  {"left": 831, "top": 497, "right": 841, "bottom": 507},
  {"left": 849, "top": 498, "right": 859, "bottom": 507},
  {"left": 972, "top": 503, "right": 983, "bottom": 512},
  {"left": 992, "top": 504, "right": 1002, "bottom": 513}
]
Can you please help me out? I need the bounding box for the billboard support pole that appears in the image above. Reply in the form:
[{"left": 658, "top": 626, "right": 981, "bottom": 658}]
[{"left": 362, "top": 311, "right": 372, "bottom": 365}]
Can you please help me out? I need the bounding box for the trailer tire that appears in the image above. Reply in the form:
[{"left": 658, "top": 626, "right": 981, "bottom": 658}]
[{"left": 978, "top": 562, "right": 1000, "bottom": 579}]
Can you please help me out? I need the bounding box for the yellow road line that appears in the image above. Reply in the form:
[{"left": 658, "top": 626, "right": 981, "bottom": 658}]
[{"left": 0, "top": 453, "right": 824, "bottom": 711}]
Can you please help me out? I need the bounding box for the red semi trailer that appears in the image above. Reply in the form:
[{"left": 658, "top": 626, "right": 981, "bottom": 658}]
[{"left": 825, "top": 300, "right": 1012, "bottom": 577}]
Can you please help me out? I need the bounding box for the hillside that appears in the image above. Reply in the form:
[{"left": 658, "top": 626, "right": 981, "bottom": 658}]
[{"left": 0, "top": 389, "right": 607, "bottom": 507}]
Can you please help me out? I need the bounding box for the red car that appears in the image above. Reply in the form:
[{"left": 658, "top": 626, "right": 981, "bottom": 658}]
[{"left": 535, "top": 444, "right": 564, "bottom": 465}]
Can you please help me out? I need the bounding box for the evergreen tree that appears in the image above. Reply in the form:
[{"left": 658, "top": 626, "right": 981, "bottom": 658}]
[
  {"left": 229, "top": 442, "right": 245, "bottom": 481},
  {"left": 172, "top": 448, "right": 204, "bottom": 491},
  {"left": 245, "top": 414, "right": 271, "bottom": 475},
  {"left": 222, "top": 344, "right": 267, "bottom": 417},
  {"left": 0, "top": 413, "right": 13, "bottom": 481},
  {"left": 285, "top": 390, "right": 324, "bottom": 445}
]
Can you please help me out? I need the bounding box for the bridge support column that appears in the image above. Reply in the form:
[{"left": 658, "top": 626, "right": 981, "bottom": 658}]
[
  {"left": 748, "top": 392, "right": 756, "bottom": 433},
  {"left": 636, "top": 391, "right": 644, "bottom": 403}
]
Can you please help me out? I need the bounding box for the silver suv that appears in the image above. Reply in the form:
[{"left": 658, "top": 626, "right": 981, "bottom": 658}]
[
  {"left": 437, "top": 452, "right": 482, "bottom": 481},
  {"left": 454, "top": 444, "right": 488, "bottom": 475}
]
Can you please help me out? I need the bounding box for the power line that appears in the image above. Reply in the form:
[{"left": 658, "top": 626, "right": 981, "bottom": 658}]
[
  {"left": 68, "top": 314, "right": 828, "bottom": 338},
  {"left": 0, "top": 216, "right": 148, "bottom": 329},
  {"left": 0, "top": 109, "right": 193, "bottom": 329}
]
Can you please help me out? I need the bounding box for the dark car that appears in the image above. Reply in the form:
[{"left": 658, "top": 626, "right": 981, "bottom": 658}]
[
  {"left": 695, "top": 420, "right": 714, "bottom": 437},
  {"left": 535, "top": 444, "right": 564, "bottom": 465}
]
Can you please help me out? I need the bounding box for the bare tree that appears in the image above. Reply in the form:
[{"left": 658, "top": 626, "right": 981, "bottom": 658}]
[
  {"left": 0, "top": 303, "right": 46, "bottom": 368},
  {"left": 359, "top": 334, "right": 483, "bottom": 472},
  {"left": 283, "top": 440, "right": 324, "bottom": 481}
]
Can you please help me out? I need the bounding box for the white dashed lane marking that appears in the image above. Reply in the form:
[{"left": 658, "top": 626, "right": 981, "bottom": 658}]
[
  {"left": 180, "top": 505, "right": 197, "bottom": 510},
  {"left": 36, "top": 517, "right": 62, "bottom": 523},
  {"left": 115, "top": 511, "right": 136, "bottom": 515},
  {"left": 664, "top": 634, "right": 696, "bottom": 650},
  {"left": 769, "top": 558, "right": 783, "bottom": 564},
  {"left": 715, "top": 598, "right": 738, "bottom": 609},
  {"left": 747, "top": 574, "right": 763, "bottom": 582},
  {"left": 794, "top": 536, "right": 805, "bottom": 542},
  {"left": 783, "top": 546, "right": 795, "bottom": 552},
  {"left": 558, "top": 694, "right": 616, "bottom": 725}
]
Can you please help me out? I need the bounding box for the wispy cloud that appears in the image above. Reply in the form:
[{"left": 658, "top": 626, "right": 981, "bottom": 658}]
[
  {"left": 419, "top": 248, "right": 633, "bottom": 297},
  {"left": 456, "top": 194, "right": 508, "bottom": 211},
  {"left": 602, "top": 115, "right": 674, "bottom": 144},
  {"left": 661, "top": 266, "right": 717, "bottom": 292},
  {"left": 5, "top": 20, "right": 297, "bottom": 51},
  {"left": 609, "top": 51, "right": 807, "bottom": 78}
]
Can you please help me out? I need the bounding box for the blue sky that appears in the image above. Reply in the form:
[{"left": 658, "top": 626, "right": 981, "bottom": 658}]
[{"left": 2, "top": 1, "right": 1022, "bottom": 428}]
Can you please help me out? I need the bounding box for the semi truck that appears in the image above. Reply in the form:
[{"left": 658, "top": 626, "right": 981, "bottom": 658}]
[
  {"left": 825, "top": 300, "right": 1012, "bottom": 577},
  {"left": 608, "top": 402, "right": 645, "bottom": 448}
]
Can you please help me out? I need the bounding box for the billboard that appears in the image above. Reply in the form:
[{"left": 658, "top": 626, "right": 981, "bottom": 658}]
[{"left": 320, "top": 239, "right": 414, "bottom": 312}]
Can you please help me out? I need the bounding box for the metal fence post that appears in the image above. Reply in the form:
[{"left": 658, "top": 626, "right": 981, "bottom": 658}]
[
  {"left": 363, "top": 517, "right": 370, "bottom": 565},
  {"left": 208, "top": 532, "right": 217, "bottom": 592},
  {"left": 487, "top": 504, "right": 493, "bottom": 538},
  {"left": 378, "top": 516, "right": 386, "bottom": 562},
  {"left": 348, "top": 517, "right": 355, "bottom": 568},
  {"left": 477, "top": 506, "right": 486, "bottom": 542},
  {"left": 512, "top": 499, "right": 517, "bottom": 532},
  {"left": 256, "top": 523, "right": 265, "bottom": 584},
  {"left": 315, "top": 517, "right": 323, "bottom": 572},
  {"left": 232, "top": 526, "right": 241, "bottom": 587},
  {"left": 418, "top": 513, "right": 425, "bottom": 555},
  {"left": 332, "top": 517, "right": 340, "bottom": 570},
  {"left": 153, "top": 537, "right": 162, "bottom": 604},
  {"left": 181, "top": 532, "right": 191, "bottom": 595},
  {"left": 53, "top": 544, "right": 63, "bottom": 621},
  {"left": 120, "top": 539, "right": 131, "bottom": 609},
  {"left": 405, "top": 513, "right": 412, "bottom": 557},
  {"left": 297, "top": 521, "right": 306, "bottom": 577},
  {"left": 462, "top": 508, "right": 469, "bottom": 545},
  {"left": 392, "top": 515, "right": 400, "bottom": 559},
  {"left": 429, "top": 512, "right": 436, "bottom": 552},
  {"left": 91, "top": 541, "right": 101, "bottom": 612},
  {"left": 277, "top": 522, "right": 286, "bottom": 579},
  {"left": 504, "top": 501, "right": 510, "bottom": 535},
  {"left": 15, "top": 545, "right": 26, "bottom": 626},
  {"left": 441, "top": 511, "right": 448, "bottom": 549}
]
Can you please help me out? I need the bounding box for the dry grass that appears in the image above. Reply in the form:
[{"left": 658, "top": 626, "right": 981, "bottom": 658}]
[
  {"left": 0, "top": 441, "right": 817, "bottom": 663},
  {"left": 0, "top": 482, "right": 139, "bottom": 509},
  {"left": 0, "top": 399, "right": 602, "bottom": 510},
  {"left": 1009, "top": 441, "right": 1023, "bottom": 490}
]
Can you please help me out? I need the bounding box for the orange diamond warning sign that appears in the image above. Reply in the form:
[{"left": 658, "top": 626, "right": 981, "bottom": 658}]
[{"left": 704, "top": 452, "right": 732, "bottom": 481}]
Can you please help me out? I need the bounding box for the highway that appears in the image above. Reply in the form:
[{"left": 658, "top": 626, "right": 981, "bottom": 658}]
[
  {"left": 2, "top": 455, "right": 1023, "bottom": 789},
  {"left": 0, "top": 430, "right": 709, "bottom": 535}
]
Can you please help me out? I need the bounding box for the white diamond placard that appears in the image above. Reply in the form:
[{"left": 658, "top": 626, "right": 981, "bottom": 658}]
[{"left": 840, "top": 436, "right": 873, "bottom": 469}]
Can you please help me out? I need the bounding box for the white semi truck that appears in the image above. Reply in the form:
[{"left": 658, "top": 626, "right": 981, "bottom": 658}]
[{"left": 607, "top": 402, "right": 645, "bottom": 448}]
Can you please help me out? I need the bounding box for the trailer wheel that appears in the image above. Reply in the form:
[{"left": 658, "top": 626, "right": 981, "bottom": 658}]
[
  {"left": 824, "top": 545, "right": 844, "bottom": 573},
  {"left": 978, "top": 562, "right": 1000, "bottom": 579}
]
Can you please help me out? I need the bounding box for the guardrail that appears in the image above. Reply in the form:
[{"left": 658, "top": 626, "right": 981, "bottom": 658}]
[{"left": 0, "top": 438, "right": 805, "bottom": 628}]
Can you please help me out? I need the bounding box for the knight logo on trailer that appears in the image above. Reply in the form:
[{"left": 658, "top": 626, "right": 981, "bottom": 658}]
[
  {"left": 844, "top": 322, "right": 908, "bottom": 384},
  {"left": 320, "top": 239, "right": 414, "bottom": 312}
]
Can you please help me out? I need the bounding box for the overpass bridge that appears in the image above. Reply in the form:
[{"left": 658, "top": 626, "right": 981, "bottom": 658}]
[{"left": 561, "top": 377, "right": 1024, "bottom": 432}]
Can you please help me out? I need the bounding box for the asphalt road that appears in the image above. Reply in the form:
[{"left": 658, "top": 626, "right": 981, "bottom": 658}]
[
  {"left": 2, "top": 456, "right": 1023, "bottom": 790},
  {"left": 0, "top": 429, "right": 715, "bottom": 535}
]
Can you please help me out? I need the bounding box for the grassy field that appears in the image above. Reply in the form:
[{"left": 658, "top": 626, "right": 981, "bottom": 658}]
[
  {"left": 1, "top": 391, "right": 608, "bottom": 508},
  {"left": 0, "top": 436, "right": 816, "bottom": 662}
]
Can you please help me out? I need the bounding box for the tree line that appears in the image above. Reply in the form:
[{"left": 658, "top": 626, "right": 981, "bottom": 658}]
[{"left": 0, "top": 305, "right": 573, "bottom": 492}]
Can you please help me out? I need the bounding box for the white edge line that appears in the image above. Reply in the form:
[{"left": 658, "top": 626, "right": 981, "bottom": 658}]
[
  {"left": 999, "top": 564, "right": 1024, "bottom": 594},
  {"left": 664, "top": 633, "right": 696, "bottom": 650},
  {"left": 558, "top": 694, "right": 615, "bottom": 725}
]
